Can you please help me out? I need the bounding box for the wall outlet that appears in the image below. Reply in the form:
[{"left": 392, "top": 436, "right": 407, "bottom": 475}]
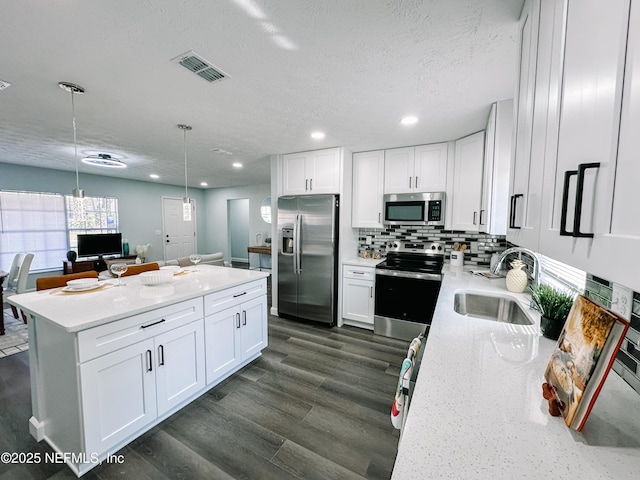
[
  {"left": 155, "top": 229, "right": 161, "bottom": 236},
  {"left": 611, "top": 282, "right": 632, "bottom": 321},
  {"left": 366, "top": 235, "right": 372, "bottom": 245}
]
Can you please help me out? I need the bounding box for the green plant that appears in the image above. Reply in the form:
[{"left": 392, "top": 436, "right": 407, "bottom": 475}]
[{"left": 529, "top": 284, "right": 575, "bottom": 322}]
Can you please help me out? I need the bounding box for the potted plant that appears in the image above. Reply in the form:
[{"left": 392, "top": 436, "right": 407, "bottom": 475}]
[{"left": 529, "top": 284, "right": 575, "bottom": 340}]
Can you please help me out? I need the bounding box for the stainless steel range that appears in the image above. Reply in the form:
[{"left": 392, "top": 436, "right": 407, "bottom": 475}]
[{"left": 374, "top": 242, "right": 444, "bottom": 341}]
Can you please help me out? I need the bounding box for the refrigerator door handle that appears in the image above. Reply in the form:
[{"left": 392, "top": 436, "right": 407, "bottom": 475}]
[{"left": 295, "top": 214, "right": 303, "bottom": 274}]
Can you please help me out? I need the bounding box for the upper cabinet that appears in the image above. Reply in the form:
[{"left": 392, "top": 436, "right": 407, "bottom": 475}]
[
  {"left": 450, "top": 131, "right": 485, "bottom": 232},
  {"left": 480, "top": 100, "right": 513, "bottom": 235},
  {"left": 506, "top": 0, "right": 545, "bottom": 250},
  {"left": 383, "top": 143, "right": 448, "bottom": 194},
  {"left": 282, "top": 147, "right": 341, "bottom": 195},
  {"left": 537, "top": 0, "right": 639, "bottom": 290},
  {"left": 352, "top": 150, "right": 384, "bottom": 228}
]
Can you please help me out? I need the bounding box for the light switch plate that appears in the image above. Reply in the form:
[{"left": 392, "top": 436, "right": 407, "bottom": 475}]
[{"left": 611, "top": 282, "right": 632, "bottom": 321}]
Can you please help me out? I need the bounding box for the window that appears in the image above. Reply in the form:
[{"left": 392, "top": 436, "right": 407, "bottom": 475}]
[
  {"left": 0, "top": 191, "right": 67, "bottom": 271},
  {"left": 538, "top": 253, "right": 586, "bottom": 294},
  {"left": 0, "top": 191, "right": 118, "bottom": 272},
  {"left": 66, "top": 196, "right": 119, "bottom": 250}
]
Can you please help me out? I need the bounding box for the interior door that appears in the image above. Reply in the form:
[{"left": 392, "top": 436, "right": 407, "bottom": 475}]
[{"left": 162, "top": 197, "right": 196, "bottom": 260}]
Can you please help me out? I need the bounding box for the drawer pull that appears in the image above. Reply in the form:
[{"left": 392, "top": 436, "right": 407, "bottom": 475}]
[
  {"left": 352, "top": 271, "right": 365, "bottom": 275},
  {"left": 141, "top": 318, "right": 166, "bottom": 329},
  {"left": 146, "top": 350, "right": 153, "bottom": 372},
  {"left": 233, "top": 292, "right": 247, "bottom": 298}
]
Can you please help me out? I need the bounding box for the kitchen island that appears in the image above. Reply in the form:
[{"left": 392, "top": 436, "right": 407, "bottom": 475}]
[
  {"left": 392, "top": 266, "right": 640, "bottom": 479},
  {"left": 8, "top": 265, "right": 270, "bottom": 477}
]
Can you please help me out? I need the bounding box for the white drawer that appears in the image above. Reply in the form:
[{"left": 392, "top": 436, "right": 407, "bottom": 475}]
[
  {"left": 204, "top": 279, "right": 266, "bottom": 317},
  {"left": 343, "top": 265, "right": 375, "bottom": 281},
  {"left": 78, "top": 298, "right": 203, "bottom": 363}
]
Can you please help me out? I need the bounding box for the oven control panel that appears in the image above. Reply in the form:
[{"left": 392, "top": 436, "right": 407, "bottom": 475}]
[{"left": 386, "top": 241, "right": 444, "bottom": 255}]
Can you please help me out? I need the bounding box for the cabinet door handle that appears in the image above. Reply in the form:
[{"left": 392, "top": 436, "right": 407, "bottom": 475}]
[
  {"left": 509, "top": 194, "right": 523, "bottom": 229},
  {"left": 479, "top": 209, "right": 485, "bottom": 226},
  {"left": 560, "top": 170, "right": 578, "bottom": 236},
  {"left": 409, "top": 177, "right": 412, "bottom": 189},
  {"left": 370, "top": 286, "right": 373, "bottom": 298},
  {"left": 242, "top": 310, "right": 247, "bottom": 326},
  {"left": 158, "top": 345, "right": 165, "bottom": 366},
  {"left": 236, "top": 312, "right": 241, "bottom": 329},
  {"left": 473, "top": 211, "right": 477, "bottom": 225},
  {"left": 146, "top": 349, "right": 153, "bottom": 372},
  {"left": 309, "top": 178, "right": 312, "bottom": 191},
  {"left": 141, "top": 318, "right": 166, "bottom": 329},
  {"left": 573, "top": 162, "right": 600, "bottom": 238},
  {"left": 415, "top": 176, "right": 418, "bottom": 189},
  {"left": 378, "top": 212, "right": 381, "bottom": 223},
  {"left": 305, "top": 179, "right": 309, "bottom": 191}
]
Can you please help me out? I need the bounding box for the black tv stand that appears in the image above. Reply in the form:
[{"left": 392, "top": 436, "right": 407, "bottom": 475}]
[{"left": 63, "top": 255, "right": 137, "bottom": 274}]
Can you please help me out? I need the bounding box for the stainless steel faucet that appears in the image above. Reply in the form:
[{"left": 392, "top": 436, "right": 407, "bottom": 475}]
[{"left": 490, "top": 246, "right": 540, "bottom": 287}]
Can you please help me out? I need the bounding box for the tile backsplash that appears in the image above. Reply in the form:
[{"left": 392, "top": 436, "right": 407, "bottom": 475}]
[
  {"left": 357, "top": 226, "right": 640, "bottom": 396},
  {"left": 357, "top": 226, "right": 507, "bottom": 265}
]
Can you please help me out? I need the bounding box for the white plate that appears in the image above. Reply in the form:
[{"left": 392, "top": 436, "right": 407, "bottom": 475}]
[
  {"left": 66, "top": 278, "right": 99, "bottom": 289},
  {"left": 62, "top": 283, "right": 103, "bottom": 292},
  {"left": 160, "top": 265, "right": 183, "bottom": 275}
]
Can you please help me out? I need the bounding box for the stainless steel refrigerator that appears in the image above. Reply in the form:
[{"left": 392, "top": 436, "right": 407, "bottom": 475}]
[{"left": 277, "top": 195, "right": 339, "bottom": 325}]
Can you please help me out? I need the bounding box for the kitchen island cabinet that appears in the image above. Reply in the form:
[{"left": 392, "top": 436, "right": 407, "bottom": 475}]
[
  {"left": 392, "top": 266, "right": 640, "bottom": 479},
  {"left": 8, "top": 266, "right": 269, "bottom": 477}
]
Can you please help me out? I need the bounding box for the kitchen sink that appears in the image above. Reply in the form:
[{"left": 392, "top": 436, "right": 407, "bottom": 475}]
[{"left": 453, "top": 291, "right": 534, "bottom": 325}]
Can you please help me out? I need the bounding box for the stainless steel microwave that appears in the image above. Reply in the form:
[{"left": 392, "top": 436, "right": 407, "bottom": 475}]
[{"left": 383, "top": 192, "right": 445, "bottom": 226}]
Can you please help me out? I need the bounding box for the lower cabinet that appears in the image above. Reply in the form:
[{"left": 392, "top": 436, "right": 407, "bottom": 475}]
[
  {"left": 80, "top": 319, "right": 205, "bottom": 454},
  {"left": 342, "top": 264, "right": 375, "bottom": 329},
  {"left": 204, "top": 294, "right": 268, "bottom": 385}
]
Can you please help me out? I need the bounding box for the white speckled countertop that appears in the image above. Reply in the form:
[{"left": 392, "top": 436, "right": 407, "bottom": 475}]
[
  {"left": 342, "top": 257, "right": 384, "bottom": 267},
  {"left": 8, "top": 265, "right": 270, "bottom": 333},
  {"left": 392, "top": 266, "right": 640, "bottom": 480}
]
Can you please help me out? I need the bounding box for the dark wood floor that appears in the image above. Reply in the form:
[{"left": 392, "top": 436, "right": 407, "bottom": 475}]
[{"left": 0, "top": 313, "right": 409, "bottom": 479}]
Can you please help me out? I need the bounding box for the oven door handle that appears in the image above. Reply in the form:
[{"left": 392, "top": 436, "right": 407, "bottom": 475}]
[{"left": 376, "top": 269, "right": 443, "bottom": 281}]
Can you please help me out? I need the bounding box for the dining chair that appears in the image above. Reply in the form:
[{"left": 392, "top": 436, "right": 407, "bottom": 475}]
[
  {"left": 36, "top": 271, "right": 99, "bottom": 291},
  {"left": 120, "top": 262, "right": 160, "bottom": 277},
  {"left": 4, "top": 252, "right": 35, "bottom": 322}
]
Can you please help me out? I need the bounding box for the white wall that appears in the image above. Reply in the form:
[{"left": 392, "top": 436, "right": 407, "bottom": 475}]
[{"left": 202, "top": 184, "right": 271, "bottom": 263}]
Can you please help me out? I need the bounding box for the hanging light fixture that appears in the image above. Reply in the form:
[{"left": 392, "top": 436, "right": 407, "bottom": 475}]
[
  {"left": 178, "top": 124, "right": 193, "bottom": 221},
  {"left": 59, "top": 82, "right": 86, "bottom": 198}
]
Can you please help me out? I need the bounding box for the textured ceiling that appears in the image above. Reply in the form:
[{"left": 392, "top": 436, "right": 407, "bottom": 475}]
[{"left": 0, "top": 0, "right": 524, "bottom": 189}]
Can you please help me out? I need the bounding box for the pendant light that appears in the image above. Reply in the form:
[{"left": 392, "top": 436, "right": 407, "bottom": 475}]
[
  {"left": 178, "top": 124, "right": 193, "bottom": 221},
  {"left": 59, "top": 82, "right": 86, "bottom": 198}
]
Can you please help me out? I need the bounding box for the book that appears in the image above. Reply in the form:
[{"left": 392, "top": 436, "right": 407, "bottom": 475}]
[{"left": 543, "top": 294, "right": 629, "bottom": 431}]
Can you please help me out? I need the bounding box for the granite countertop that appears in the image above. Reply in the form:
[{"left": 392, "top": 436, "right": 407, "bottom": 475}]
[
  {"left": 8, "top": 265, "right": 269, "bottom": 333},
  {"left": 392, "top": 266, "right": 640, "bottom": 479}
]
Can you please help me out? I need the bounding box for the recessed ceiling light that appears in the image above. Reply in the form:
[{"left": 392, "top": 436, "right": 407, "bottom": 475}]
[
  {"left": 400, "top": 116, "right": 418, "bottom": 125},
  {"left": 81, "top": 153, "right": 126, "bottom": 168},
  {"left": 311, "top": 131, "right": 325, "bottom": 140},
  {"left": 233, "top": 162, "right": 243, "bottom": 168},
  {"left": 149, "top": 174, "right": 159, "bottom": 179},
  {"left": 200, "top": 182, "right": 208, "bottom": 187}
]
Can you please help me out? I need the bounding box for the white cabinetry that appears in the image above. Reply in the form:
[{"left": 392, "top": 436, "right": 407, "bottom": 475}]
[
  {"left": 352, "top": 150, "right": 384, "bottom": 228},
  {"left": 342, "top": 265, "right": 375, "bottom": 329},
  {"left": 537, "top": 0, "right": 640, "bottom": 291},
  {"left": 450, "top": 131, "right": 485, "bottom": 232},
  {"left": 507, "top": 0, "right": 545, "bottom": 249},
  {"left": 204, "top": 279, "right": 268, "bottom": 385},
  {"left": 480, "top": 100, "right": 513, "bottom": 235},
  {"left": 282, "top": 147, "right": 341, "bottom": 195},
  {"left": 384, "top": 143, "right": 448, "bottom": 194},
  {"left": 79, "top": 299, "right": 205, "bottom": 457}
]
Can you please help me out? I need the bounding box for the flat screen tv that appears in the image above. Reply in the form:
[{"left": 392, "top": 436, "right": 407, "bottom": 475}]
[{"left": 77, "top": 233, "right": 122, "bottom": 258}]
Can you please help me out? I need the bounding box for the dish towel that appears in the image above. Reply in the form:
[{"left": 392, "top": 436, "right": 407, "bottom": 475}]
[{"left": 391, "top": 336, "right": 423, "bottom": 429}]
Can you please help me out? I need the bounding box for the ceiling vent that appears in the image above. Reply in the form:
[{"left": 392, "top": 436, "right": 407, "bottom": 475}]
[{"left": 171, "top": 50, "right": 230, "bottom": 83}]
